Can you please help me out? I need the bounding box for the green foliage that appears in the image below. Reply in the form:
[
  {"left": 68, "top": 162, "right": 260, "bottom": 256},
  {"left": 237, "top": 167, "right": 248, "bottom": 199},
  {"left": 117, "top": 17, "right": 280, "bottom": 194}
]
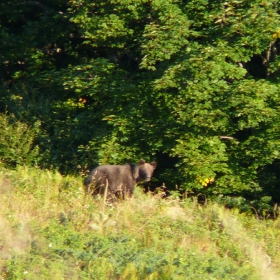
[
  {"left": 0, "top": 114, "right": 41, "bottom": 168},
  {"left": 1, "top": 0, "right": 280, "bottom": 211}
]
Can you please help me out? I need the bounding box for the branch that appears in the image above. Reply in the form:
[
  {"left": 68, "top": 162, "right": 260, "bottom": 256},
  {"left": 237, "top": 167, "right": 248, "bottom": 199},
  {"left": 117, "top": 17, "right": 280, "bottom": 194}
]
[
  {"left": 218, "top": 136, "right": 235, "bottom": 140},
  {"left": 266, "top": 41, "right": 277, "bottom": 64}
]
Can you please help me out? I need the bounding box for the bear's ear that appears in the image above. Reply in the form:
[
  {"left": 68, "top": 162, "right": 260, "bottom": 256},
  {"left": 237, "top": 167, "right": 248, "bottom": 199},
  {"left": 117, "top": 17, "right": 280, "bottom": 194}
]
[
  {"left": 139, "top": 159, "right": 146, "bottom": 165},
  {"left": 151, "top": 162, "right": 157, "bottom": 168}
]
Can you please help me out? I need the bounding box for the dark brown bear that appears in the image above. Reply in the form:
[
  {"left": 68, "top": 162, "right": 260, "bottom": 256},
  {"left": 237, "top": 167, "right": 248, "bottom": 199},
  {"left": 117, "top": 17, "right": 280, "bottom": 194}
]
[{"left": 84, "top": 160, "right": 156, "bottom": 200}]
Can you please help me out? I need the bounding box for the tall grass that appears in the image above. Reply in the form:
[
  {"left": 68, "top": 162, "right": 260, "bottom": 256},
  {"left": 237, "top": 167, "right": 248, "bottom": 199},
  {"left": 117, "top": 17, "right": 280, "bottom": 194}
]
[{"left": 1, "top": 166, "right": 280, "bottom": 279}]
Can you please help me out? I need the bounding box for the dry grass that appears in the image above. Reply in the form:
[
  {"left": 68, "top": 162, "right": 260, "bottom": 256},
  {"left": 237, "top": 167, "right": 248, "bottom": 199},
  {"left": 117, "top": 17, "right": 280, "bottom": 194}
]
[{"left": 1, "top": 166, "right": 280, "bottom": 279}]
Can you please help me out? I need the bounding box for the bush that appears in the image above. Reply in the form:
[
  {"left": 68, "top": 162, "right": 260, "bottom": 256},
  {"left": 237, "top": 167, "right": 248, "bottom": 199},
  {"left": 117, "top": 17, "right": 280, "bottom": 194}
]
[{"left": 0, "top": 114, "right": 41, "bottom": 168}]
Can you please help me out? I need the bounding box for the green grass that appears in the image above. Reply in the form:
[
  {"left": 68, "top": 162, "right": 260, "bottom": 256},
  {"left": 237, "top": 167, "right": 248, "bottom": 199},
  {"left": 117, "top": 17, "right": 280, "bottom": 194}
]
[{"left": 1, "top": 166, "right": 280, "bottom": 279}]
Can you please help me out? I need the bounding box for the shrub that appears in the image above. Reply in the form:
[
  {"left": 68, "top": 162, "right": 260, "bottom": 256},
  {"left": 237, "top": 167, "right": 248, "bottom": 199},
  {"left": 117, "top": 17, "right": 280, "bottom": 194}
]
[{"left": 0, "top": 114, "right": 41, "bottom": 168}]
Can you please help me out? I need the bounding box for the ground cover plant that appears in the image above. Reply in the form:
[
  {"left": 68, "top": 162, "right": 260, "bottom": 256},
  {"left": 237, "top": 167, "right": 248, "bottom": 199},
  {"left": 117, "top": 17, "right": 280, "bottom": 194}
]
[{"left": 1, "top": 166, "right": 280, "bottom": 279}]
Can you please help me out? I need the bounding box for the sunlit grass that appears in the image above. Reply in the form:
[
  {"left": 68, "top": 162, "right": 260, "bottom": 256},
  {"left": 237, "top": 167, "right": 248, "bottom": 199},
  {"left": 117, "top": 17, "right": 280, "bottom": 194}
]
[{"left": 1, "top": 166, "right": 280, "bottom": 279}]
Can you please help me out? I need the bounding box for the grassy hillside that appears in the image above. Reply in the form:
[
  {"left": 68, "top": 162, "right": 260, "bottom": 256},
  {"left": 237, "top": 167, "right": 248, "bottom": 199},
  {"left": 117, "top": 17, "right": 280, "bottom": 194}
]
[{"left": 1, "top": 166, "right": 280, "bottom": 280}]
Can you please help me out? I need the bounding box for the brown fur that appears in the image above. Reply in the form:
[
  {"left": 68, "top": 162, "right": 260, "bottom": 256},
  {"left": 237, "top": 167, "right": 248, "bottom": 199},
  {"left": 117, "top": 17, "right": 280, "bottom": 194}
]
[{"left": 84, "top": 160, "right": 156, "bottom": 200}]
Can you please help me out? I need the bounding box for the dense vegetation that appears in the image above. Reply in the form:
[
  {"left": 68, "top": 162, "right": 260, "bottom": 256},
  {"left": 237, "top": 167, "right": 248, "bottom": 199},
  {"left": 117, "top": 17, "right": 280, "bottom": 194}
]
[
  {"left": 1, "top": 0, "right": 280, "bottom": 213},
  {"left": 1, "top": 167, "right": 280, "bottom": 279}
]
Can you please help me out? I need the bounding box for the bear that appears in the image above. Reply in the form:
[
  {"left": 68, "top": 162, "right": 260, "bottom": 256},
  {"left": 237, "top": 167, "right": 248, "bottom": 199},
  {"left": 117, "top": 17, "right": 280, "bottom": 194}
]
[{"left": 84, "top": 160, "right": 156, "bottom": 200}]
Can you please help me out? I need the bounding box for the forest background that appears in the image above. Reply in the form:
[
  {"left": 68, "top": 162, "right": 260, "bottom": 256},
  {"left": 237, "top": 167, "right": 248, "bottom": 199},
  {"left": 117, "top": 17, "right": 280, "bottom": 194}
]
[{"left": 1, "top": 0, "right": 280, "bottom": 215}]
